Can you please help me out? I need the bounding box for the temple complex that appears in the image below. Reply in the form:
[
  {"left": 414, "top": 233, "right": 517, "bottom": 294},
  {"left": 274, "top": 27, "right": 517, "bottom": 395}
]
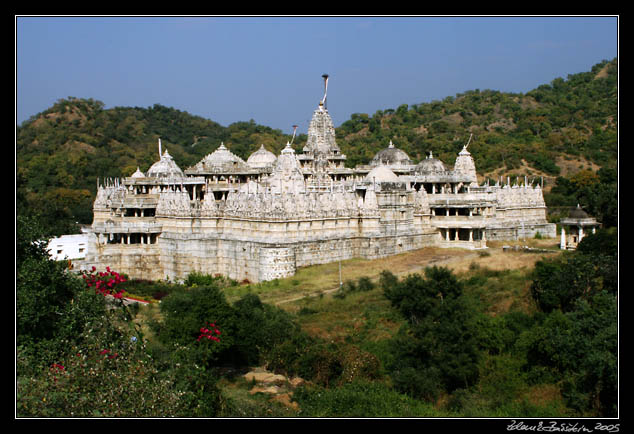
[{"left": 83, "top": 77, "right": 556, "bottom": 282}]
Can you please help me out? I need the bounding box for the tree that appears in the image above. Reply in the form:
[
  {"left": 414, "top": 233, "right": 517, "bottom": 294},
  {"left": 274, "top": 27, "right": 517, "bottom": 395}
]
[
  {"left": 382, "top": 267, "right": 481, "bottom": 399},
  {"left": 525, "top": 228, "right": 618, "bottom": 417},
  {"left": 16, "top": 215, "right": 107, "bottom": 368}
]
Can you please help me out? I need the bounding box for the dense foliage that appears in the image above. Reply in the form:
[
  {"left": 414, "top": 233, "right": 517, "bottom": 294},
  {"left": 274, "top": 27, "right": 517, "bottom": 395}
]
[
  {"left": 16, "top": 59, "right": 617, "bottom": 235},
  {"left": 525, "top": 229, "right": 618, "bottom": 416},
  {"left": 379, "top": 267, "right": 482, "bottom": 400},
  {"left": 337, "top": 58, "right": 616, "bottom": 173},
  {"left": 545, "top": 167, "right": 618, "bottom": 228},
  {"left": 16, "top": 216, "right": 189, "bottom": 417}
]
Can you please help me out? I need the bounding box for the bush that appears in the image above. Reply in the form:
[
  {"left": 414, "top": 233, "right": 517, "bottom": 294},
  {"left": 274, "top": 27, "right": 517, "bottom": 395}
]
[
  {"left": 117, "top": 278, "right": 178, "bottom": 301},
  {"left": 382, "top": 267, "right": 482, "bottom": 399},
  {"left": 184, "top": 271, "right": 237, "bottom": 288},
  {"left": 333, "top": 276, "right": 377, "bottom": 299},
  {"left": 293, "top": 380, "right": 443, "bottom": 417},
  {"left": 265, "top": 334, "right": 380, "bottom": 388},
  {"left": 16, "top": 215, "right": 109, "bottom": 373},
  {"left": 232, "top": 293, "right": 300, "bottom": 366},
  {"left": 154, "top": 284, "right": 238, "bottom": 366},
  {"left": 17, "top": 306, "right": 189, "bottom": 417}
]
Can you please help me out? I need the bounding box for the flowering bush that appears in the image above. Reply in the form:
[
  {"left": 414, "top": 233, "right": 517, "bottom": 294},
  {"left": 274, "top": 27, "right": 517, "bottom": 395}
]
[
  {"left": 17, "top": 319, "right": 188, "bottom": 417},
  {"left": 197, "top": 322, "right": 221, "bottom": 343},
  {"left": 81, "top": 266, "right": 127, "bottom": 299}
]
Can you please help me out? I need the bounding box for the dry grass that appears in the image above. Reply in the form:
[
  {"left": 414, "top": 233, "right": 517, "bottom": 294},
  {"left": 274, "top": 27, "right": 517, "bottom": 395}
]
[{"left": 244, "top": 238, "right": 563, "bottom": 308}]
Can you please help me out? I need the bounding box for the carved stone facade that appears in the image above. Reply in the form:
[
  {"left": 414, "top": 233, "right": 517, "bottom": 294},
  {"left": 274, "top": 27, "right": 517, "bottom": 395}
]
[{"left": 84, "top": 81, "right": 556, "bottom": 282}]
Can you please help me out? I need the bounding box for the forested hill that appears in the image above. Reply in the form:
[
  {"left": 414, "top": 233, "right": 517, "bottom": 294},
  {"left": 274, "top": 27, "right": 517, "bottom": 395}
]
[
  {"left": 336, "top": 57, "right": 617, "bottom": 174},
  {"left": 17, "top": 58, "right": 617, "bottom": 235}
]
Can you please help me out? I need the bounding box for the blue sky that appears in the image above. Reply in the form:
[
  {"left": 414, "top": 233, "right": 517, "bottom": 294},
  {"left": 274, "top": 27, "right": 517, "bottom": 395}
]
[{"left": 16, "top": 16, "right": 618, "bottom": 135}]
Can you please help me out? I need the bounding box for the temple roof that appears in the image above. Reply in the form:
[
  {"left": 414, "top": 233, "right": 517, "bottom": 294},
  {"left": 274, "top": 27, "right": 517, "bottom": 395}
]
[
  {"left": 365, "top": 165, "right": 400, "bottom": 183},
  {"left": 188, "top": 143, "right": 251, "bottom": 173},
  {"left": 415, "top": 152, "right": 449, "bottom": 174},
  {"left": 146, "top": 150, "right": 185, "bottom": 179},
  {"left": 568, "top": 204, "right": 590, "bottom": 219},
  {"left": 370, "top": 141, "right": 412, "bottom": 167},
  {"left": 247, "top": 144, "right": 277, "bottom": 168}
]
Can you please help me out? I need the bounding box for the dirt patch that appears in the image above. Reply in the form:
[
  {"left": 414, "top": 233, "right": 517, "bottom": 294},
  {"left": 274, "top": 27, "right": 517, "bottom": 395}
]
[{"left": 555, "top": 155, "right": 601, "bottom": 178}]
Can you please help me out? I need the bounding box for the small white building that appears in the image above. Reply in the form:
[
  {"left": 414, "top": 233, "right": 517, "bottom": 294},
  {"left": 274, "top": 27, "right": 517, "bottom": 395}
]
[
  {"left": 47, "top": 234, "right": 89, "bottom": 261},
  {"left": 559, "top": 205, "right": 601, "bottom": 250}
]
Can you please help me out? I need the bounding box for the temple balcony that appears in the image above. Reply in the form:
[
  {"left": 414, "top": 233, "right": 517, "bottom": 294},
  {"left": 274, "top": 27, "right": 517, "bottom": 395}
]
[
  {"left": 92, "top": 220, "right": 163, "bottom": 234},
  {"left": 431, "top": 215, "right": 488, "bottom": 228}
]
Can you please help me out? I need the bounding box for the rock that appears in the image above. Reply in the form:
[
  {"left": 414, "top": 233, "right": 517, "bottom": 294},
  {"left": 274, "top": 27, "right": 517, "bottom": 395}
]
[
  {"left": 243, "top": 370, "right": 287, "bottom": 385},
  {"left": 249, "top": 385, "right": 281, "bottom": 395},
  {"left": 289, "top": 377, "right": 305, "bottom": 388}
]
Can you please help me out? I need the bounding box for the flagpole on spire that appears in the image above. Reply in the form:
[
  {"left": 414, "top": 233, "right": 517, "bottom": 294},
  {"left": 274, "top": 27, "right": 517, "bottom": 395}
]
[
  {"left": 321, "top": 74, "right": 329, "bottom": 109},
  {"left": 290, "top": 125, "right": 298, "bottom": 145}
]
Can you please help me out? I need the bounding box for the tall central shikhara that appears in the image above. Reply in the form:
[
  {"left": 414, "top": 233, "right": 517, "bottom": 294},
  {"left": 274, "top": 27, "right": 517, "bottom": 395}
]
[{"left": 85, "top": 75, "right": 556, "bottom": 283}]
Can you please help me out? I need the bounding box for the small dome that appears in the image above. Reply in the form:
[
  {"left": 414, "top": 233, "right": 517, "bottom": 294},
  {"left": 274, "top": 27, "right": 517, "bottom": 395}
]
[
  {"left": 415, "top": 152, "right": 448, "bottom": 174},
  {"left": 370, "top": 141, "right": 412, "bottom": 167},
  {"left": 365, "top": 165, "right": 400, "bottom": 183},
  {"left": 131, "top": 167, "right": 145, "bottom": 178},
  {"left": 273, "top": 142, "right": 302, "bottom": 174},
  {"left": 247, "top": 144, "right": 277, "bottom": 168},
  {"left": 568, "top": 204, "right": 590, "bottom": 219},
  {"left": 147, "top": 150, "right": 185, "bottom": 178},
  {"left": 191, "top": 142, "right": 249, "bottom": 172}
]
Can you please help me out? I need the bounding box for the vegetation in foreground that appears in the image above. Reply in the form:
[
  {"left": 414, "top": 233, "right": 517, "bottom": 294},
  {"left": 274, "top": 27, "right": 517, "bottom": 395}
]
[{"left": 16, "top": 213, "right": 617, "bottom": 418}]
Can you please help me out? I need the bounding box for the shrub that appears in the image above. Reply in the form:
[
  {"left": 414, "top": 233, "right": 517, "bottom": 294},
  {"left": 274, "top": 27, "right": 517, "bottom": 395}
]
[
  {"left": 16, "top": 216, "right": 108, "bottom": 372},
  {"left": 293, "top": 380, "right": 444, "bottom": 417},
  {"left": 17, "top": 311, "right": 189, "bottom": 417},
  {"left": 356, "top": 276, "right": 375, "bottom": 292},
  {"left": 382, "top": 268, "right": 482, "bottom": 400},
  {"left": 154, "top": 284, "right": 237, "bottom": 365},
  {"left": 118, "top": 278, "right": 177, "bottom": 301},
  {"left": 232, "top": 293, "right": 300, "bottom": 366},
  {"left": 183, "top": 272, "right": 237, "bottom": 288}
]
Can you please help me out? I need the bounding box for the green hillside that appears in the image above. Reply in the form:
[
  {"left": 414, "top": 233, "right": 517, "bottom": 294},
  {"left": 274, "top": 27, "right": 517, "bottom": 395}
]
[{"left": 16, "top": 58, "right": 617, "bottom": 235}]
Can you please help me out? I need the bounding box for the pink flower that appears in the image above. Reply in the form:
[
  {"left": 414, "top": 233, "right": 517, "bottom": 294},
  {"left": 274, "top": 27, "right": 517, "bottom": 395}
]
[
  {"left": 50, "top": 363, "right": 65, "bottom": 372},
  {"left": 197, "top": 322, "right": 221, "bottom": 343}
]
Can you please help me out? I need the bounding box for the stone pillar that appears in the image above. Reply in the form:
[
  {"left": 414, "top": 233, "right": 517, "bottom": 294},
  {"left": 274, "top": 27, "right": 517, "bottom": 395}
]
[
  {"left": 579, "top": 225, "right": 584, "bottom": 243},
  {"left": 560, "top": 226, "right": 566, "bottom": 250}
]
